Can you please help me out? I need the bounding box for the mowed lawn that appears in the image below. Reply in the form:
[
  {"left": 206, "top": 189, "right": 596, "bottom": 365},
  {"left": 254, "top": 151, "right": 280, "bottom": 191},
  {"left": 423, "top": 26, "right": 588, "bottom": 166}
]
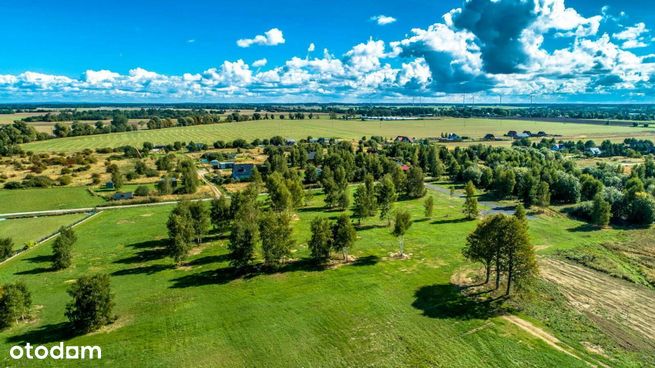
[
  {"left": 21, "top": 118, "right": 655, "bottom": 153},
  {"left": 0, "top": 187, "right": 104, "bottom": 214},
  {"left": 0, "top": 213, "right": 86, "bottom": 249},
  {"left": 0, "top": 189, "right": 633, "bottom": 367}
]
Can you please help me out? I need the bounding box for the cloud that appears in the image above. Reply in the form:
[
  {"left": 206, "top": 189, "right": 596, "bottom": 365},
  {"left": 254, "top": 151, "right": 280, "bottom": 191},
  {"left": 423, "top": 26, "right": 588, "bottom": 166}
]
[
  {"left": 2, "top": 0, "right": 655, "bottom": 102},
  {"left": 371, "top": 15, "right": 397, "bottom": 26},
  {"left": 187, "top": 39, "right": 196, "bottom": 43},
  {"left": 252, "top": 58, "right": 268, "bottom": 68},
  {"left": 236, "top": 28, "right": 285, "bottom": 48},
  {"left": 613, "top": 22, "right": 649, "bottom": 49}
]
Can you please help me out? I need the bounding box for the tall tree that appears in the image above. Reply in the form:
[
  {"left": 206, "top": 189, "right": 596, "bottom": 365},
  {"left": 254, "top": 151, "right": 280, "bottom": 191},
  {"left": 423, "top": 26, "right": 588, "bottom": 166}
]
[
  {"left": 228, "top": 187, "right": 261, "bottom": 269},
  {"left": 592, "top": 194, "right": 611, "bottom": 227},
  {"left": 52, "top": 226, "right": 76, "bottom": 270},
  {"left": 376, "top": 174, "right": 397, "bottom": 226},
  {"left": 353, "top": 174, "right": 377, "bottom": 224},
  {"left": 266, "top": 172, "right": 292, "bottom": 212},
  {"left": 308, "top": 217, "right": 332, "bottom": 263},
  {"left": 259, "top": 211, "right": 294, "bottom": 267},
  {"left": 332, "top": 215, "right": 356, "bottom": 261},
  {"left": 392, "top": 210, "right": 412, "bottom": 256},
  {"left": 111, "top": 168, "right": 124, "bottom": 190},
  {"left": 463, "top": 181, "right": 479, "bottom": 220},
  {"left": 0, "top": 238, "right": 13, "bottom": 261},
  {"left": 424, "top": 196, "right": 434, "bottom": 218},
  {"left": 188, "top": 201, "right": 210, "bottom": 244},
  {"left": 405, "top": 166, "right": 426, "bottom": 198},
  {"left": 0, "top": 282, "right": 32, "bottom": 328},
  {"left": 166, "top": 203, "right": 195, "bottom": 262},
  {"left": 65, "top": 274, "right": 116, "bottom": 333},
  {"left": 210, "top": 196, "right": 232, "bottom": 231}
]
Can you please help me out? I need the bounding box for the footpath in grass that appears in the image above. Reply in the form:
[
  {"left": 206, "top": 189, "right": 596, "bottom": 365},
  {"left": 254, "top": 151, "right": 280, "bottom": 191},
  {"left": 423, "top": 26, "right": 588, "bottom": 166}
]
[
  {"left": 0, "top": 191, "right": 602, "bottom": 367},
  {"left": 0, "top": 186, "right": 104, "bottom": 213}
]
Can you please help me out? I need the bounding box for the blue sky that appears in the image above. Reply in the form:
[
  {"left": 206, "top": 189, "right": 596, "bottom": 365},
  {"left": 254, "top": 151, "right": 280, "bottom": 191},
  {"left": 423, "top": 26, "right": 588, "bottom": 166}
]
[{"left": 0, "top": 0, "right": 654, "bottom": 103}]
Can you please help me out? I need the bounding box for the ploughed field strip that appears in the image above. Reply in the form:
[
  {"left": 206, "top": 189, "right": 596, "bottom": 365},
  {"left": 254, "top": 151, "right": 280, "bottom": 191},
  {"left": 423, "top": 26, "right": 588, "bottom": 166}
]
[{"left": 541, "top": 259, "right": 655, "bottom": 345}]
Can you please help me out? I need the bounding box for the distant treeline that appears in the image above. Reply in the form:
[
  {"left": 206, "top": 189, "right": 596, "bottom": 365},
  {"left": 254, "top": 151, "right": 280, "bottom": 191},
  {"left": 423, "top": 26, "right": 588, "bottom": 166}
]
[{"left": 20, "top": 108, "right": 226, "bottom": 122}]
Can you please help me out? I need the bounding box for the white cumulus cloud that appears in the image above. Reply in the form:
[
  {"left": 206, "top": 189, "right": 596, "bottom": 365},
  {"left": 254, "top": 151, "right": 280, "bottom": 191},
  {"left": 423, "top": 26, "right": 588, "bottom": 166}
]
[
  {"left": 237, "top": 28, "right": 285, "bottom": 48},
  {"left": 371, "top": 15, "right": 397, "bottom": 26}
]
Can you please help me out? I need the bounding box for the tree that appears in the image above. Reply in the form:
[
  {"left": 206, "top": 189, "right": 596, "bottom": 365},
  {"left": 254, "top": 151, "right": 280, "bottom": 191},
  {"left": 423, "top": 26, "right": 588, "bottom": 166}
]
[
  {"left": 405, "top": 166, "right": 426, "bottom": 198},
  {"left": 628, "top": 192, "right": 655, "bottom": 225},
  {"left": 332, "top": 215, "right": 356, "bottom": 261},
  {"left": 591, "top": 194, "right": 611, "bottom": 227},
  {"left": 166, "top": 204, "right": 195, "bottom": 262},
  {"left": 188, "top": 201, "right": 210, "bottom": 244},
  {"left": 65, "top": 274, "right": 116, "bottom": 333},
  {"left": 581, "top": 174, "right": 604, "bottom": 201},
  {"left": 0, "top": 238, "right": 13, "bottom": 261},
  {"left": 179, "top": 161, "right": 199, "bottom": 194},
  {"left": 463, "top": 181, "right": 479, "bottom": 220},
  {"left": 424, "top": 196, "right": 434, "bottom": 218},
  {"left": 266, "top": 172, "right": 292, "bottom": 212},
  {"left": 376, "top": 174, "right": 397, "bottom": 225},
  {"left": 353, "top": 174, "right": 377, "bottom": 224},
  {"left": 111, "top": 168, "right": 124, "bottom": 190},
  {"left": 308, "top": 217, "right": 332, "bottom": 263},
  {"left": 535, "top": 181, "right": 550, "bottom": 207},
  {"left": 464, "top": 216, "right": 500, "bottom": 284},
  {"left": 514, "top": 204, "right": 527, "bottom": 224},
  {"left": 52, "top": 226, "right": 77, "bottom": 270},
  {"left": 259, "top": 211, "right": 294, "bottom": 267},
  {"left": 463, "top": 214, "right": 537, "bottom": 295},
  {"left": 494, "top": 168, "right": 516, "bottom": 199},
  {"left": 228, "top": 189, "right": 260, "bottom": 269},
  {"left": 210, "top": 196, "right": 231, "bottom": 231},
  {"left": 392, "top": 210, "right": 412, "bottom": 256},
  {"left": 0, "top": 282, "right": 31, "bottom": 328},
  {"left": 157, "top": 176, "right": 173, "bottom": 195}
]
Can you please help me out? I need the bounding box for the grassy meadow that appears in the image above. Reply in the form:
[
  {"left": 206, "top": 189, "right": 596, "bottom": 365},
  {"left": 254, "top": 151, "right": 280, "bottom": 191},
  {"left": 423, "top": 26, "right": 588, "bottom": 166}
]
[
  {"left": 0, "top": 188, "right": 648, "bottom": 367},
  {"left": 0, "top": 187, "right": 104, "bottom": 214},
  {"left": 0, "top": 214, "right": 86, "bottom": 249},
  {"left": 20, "top": 118, "right": 655, "bottom": 153}
]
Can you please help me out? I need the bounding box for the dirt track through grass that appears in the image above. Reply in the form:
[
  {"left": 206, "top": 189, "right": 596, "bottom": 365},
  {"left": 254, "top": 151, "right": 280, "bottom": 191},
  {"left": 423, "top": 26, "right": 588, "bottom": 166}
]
[{"left": 542, "top": 259, "right": 655, "bottom": 345}]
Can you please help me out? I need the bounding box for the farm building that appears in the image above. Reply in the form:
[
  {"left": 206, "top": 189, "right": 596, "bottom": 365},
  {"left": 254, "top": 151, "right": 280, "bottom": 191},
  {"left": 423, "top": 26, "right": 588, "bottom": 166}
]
[
  {"left": 514, "top": 133, "right": 530, "bottom": 139},
  {"left": 395, "top": 136, "right": 414, "bottom": 143},
  {"left": 587, "top": 147, "right": 602, "bottom": 156},
  {"left": 112, "top": 192, "right": 134, "bottom": 201},
  {"left": 232, "top": 163, "right": 255, "bottom": 181},
  {"left": 211, "top": 160, "right": 234, "bottom": 170}
]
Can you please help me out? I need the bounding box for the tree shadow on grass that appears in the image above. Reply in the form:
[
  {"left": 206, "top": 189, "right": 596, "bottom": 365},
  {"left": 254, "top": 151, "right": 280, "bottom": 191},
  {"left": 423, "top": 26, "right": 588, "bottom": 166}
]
[
  {"left": 113, "top": 248, "right": 168, "bottom": 264},
  {"left": 125, "top": 239, "right": 168, "bottom": 249},
  {"left": 169, "top": 258, "right": 329, "bottom": 288},
  {"left": 5, "top": 322, "right": 74, "bottom": 345},
  {"left": 431, "top": 217, "right": 470, "bottom": 225},
  {"left": 412, "top": 284, "right": 503, "bottom": 320},
  {"left": 23, "top": 255, "right": 52, "bottom": 264},
  {"left": 356, "top": 224, "right": 388, "bottom": 231},
  {"left": 14, "top": 267, "right": 53, "bottom": 275},
  {"left": 187, "top": 254, "right": 229, "bottom": 266},
  {"left": 111, "top": 264, "right": 174, "bottom": 276},
  {"left": 567, "top": 223, "right": 599, "bottom": 232},
  {"left": 351, "top": 255, "right": 379, "bottom": 267}
]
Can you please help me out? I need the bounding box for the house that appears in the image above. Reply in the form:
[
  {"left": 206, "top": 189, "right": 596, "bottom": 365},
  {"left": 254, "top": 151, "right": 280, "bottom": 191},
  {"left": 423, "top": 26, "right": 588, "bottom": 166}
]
[
  {"left": 514, "top": 133, "right": 530, "bottom": 139},
  {"left": 211, "top": 160, "right": 234, "bottom": 170},
  {"left": 395, "top": 136, "right": 414, "bottom": 143},
  {"left": 506, "top": 130, "right": 518, "bottom": 137},
  {"left": 522, "top": 130, "right": 533, "bottom": 137},
  {"left": 551, "top": 144, "right": 562, "bottom": 151},
  {"left": 112, "top": 192, "right": 134, "bottom": 201},
  {"left": 232, "top": 163, "right": 255, "bottom": 181},
  {"left": 105, "top": 181, "right": 115, "bottom": 190},
  {"left": 483, "top": 133, "right": 496, "bottom": 141},
  {"left": 286, "top": 138, "right": 297, "bottom": 146},
  {"left": 400, "top": 164, "right": 410, "bottom": 172},
  {"left": 587, "top": 147, "right": 602, "bottom": 156}
]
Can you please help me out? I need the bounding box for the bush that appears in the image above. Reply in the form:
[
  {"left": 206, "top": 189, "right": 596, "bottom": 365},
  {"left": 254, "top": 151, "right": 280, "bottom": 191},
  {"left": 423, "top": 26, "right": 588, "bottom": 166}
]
[
  {"left": 65, "top": 274, "right": 116, "bottom": 333},
  {"left": 134, "top": 185, "right": 150, "bottom": 196},
  {"left": 0, "top": 282, "right": 32, "bottom": 328},
  {"left": 58, "top": 175, "right": 73, "bottom": 186}
]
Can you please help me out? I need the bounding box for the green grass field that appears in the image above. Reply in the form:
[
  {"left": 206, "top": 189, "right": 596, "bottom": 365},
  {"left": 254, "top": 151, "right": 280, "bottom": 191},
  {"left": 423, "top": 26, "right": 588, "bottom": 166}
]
[
  {"left": 0, "top": 214, "right": 86, "bottom": 249},
  {"left": 21, "top": 118, "right": 655, "bottom": 153},
  {"left": 0, "top": 187, "right": 105, "bottom": 214},
  {"left": 0, "top": 189, "right": 645, "bottom": 367}
]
